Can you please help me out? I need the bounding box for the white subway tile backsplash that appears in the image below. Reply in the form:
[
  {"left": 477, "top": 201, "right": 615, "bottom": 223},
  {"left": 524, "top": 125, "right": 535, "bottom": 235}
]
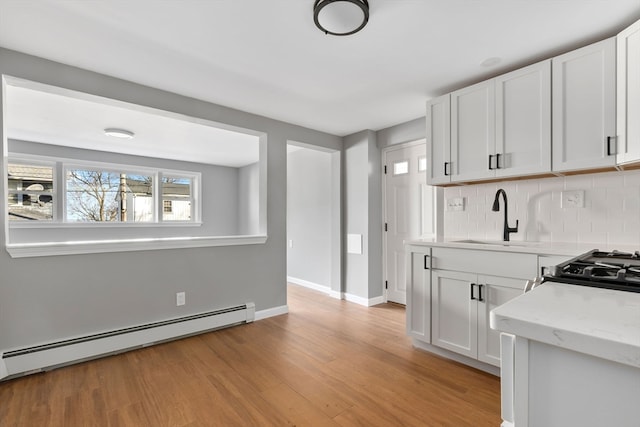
[{"left": 443, "top": 169, "right": 640, "bottom": 247}]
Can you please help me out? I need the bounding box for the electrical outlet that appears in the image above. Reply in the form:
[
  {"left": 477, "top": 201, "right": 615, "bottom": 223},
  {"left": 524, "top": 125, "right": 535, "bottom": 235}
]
[
  {"left": 561, "top": 190, "right": 585, "bottom": 208},
  {"left": 176, "top": 291, "right": 186, "bottom": 306}
]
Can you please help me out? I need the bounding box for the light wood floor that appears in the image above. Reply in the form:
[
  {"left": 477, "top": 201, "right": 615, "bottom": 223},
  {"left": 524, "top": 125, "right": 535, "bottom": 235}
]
[{"left": 0, "top": 284, "right": 501, "bottom": 426}]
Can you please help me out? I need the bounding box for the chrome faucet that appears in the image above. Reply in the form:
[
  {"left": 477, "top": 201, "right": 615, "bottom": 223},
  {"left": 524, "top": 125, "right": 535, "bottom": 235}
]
[{"left": 492, "top": 189, "right": 519, "bottom": 241}]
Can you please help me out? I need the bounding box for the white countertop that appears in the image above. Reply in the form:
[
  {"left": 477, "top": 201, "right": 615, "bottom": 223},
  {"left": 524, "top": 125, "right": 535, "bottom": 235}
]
[
  {"left": 407, "top": 238, "right": 640, "bottom": 257},
  {"left": 490, "top": 282, "right": 640, "bottom": 368}
]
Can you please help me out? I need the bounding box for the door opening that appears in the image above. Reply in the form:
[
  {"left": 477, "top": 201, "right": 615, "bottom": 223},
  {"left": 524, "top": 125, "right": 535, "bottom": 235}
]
[{"left": 286, "top": 143, "right": 341, "bottom": 298}]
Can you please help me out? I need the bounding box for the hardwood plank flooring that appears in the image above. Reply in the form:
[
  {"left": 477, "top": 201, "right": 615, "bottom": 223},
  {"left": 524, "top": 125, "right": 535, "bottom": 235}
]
[{"left": 0, "top": 284, "right": 501, "bottom": 426}]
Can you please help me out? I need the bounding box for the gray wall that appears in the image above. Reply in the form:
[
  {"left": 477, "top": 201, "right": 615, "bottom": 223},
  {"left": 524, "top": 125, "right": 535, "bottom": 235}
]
[
  {"left": 0, "top": 47, "right": 341, "bottom": 350},
  {"left": 343, "top": 130, "right": 382, "bottom": 301},
  {"left": 376, "top": 117, "right": 425, "bottom": 149},
  {"left": 287, "top": 148, "right": 333, "bottom": 288},
  {"left": 237, "top": 161, "right": 260, "bottom": 235}
]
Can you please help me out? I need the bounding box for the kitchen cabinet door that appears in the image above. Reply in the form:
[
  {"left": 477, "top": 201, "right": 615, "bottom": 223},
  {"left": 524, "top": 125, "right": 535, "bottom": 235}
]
[
  {"left": 426, "top": 95, "right": 451, "bottom": 185},
  {"left": 617, "top": 19, "right": 640, "bottom": 165},
  {"left": 476, "top": 275, "right": 523, "bottom": 367},
  {"left": 495, "top": 60, "right": 551, "bottom": 178},
  {"left": 553, "top": 38, "right": 616, "bottom": 172},
  {"left": 406, "top": 249, "right": 431, "bottom": 341},
  {"left": 431, "top": 269, "right": 477, "bottom": 359},
  {"left": 451, "top": 80, "right": 495, "bottom": 182}
]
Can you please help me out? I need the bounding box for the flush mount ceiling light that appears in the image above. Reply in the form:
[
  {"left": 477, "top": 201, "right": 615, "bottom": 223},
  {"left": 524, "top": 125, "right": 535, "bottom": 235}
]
[
  {"left": 314, "top": 0, "right": 369, "bottom": 36},
  {"left": 104, "top": 128, "right": 135, "bottom": 139}
]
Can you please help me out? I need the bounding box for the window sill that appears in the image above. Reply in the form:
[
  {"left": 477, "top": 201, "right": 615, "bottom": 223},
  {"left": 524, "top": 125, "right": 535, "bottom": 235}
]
[{"left": 6, "top": 235, "right": 268, "bottom": 258}]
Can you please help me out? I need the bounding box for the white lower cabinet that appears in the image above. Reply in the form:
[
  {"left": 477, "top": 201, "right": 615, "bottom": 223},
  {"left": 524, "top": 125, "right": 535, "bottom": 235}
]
[
  {"left": 407, "top": 246, "right": 537, "bottom": 370},
  {"left": 431, "top": 270, "right": 523, "bottom": 367},
  {"left": 406, "top": 248, "right": 431, "bottom": 342}
]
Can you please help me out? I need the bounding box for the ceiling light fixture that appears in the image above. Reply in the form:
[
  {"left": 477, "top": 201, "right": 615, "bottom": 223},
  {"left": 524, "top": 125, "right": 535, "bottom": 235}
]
[
  {"left": 314, "top": 0, "right": 369, "bottom": 36},
  {"left": 104, "top": 128, "right": 134, "bottom": 139}
]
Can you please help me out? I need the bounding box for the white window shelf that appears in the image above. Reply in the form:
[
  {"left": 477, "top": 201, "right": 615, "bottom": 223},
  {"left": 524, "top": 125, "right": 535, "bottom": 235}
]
[{"left": 6, "top": 234, "right": 268, "bottom": 258}]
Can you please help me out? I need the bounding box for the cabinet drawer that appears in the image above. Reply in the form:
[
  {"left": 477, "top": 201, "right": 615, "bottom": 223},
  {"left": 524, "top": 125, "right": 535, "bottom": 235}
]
[{"left": 432, "top": 247, "right": 537, "bottom": 279}]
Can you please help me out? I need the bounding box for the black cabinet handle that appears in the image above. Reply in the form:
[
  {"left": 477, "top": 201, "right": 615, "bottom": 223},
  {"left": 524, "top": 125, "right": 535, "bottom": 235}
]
[
  {"left": 444, "top": 162, "right": 450, "bottom": 176},
  {"left": 424, "top": 254, "right": 430, "bottom": 270},
  {"left": 470, "top": 283, "right": 476, "bottom": 300},
  {"left": 496, "top": 153, "right": 502, "bottom": 169},
  {"left": 478, "top": 284, "right": 484, "bottom": 302},
  {"left": 607, "top": 136, "right": 615, "bottom": 156},
  {"left": 488, "top": 154, "right": 494, "bottom": 170}
]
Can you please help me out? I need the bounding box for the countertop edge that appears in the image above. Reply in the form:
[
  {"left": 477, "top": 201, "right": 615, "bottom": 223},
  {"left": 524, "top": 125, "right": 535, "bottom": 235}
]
[{"left": 490, "top": 284, "right": 640, "bottom": 369}]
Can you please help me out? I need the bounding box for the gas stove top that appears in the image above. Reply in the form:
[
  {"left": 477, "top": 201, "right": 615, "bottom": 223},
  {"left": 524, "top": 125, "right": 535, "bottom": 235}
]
[{"left": 545, "top": 249, "right": 640, "bottom": 293}]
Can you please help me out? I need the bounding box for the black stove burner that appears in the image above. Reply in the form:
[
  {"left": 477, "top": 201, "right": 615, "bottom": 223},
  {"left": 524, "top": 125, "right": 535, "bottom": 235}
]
[{"left": 545, "top": 249, "right": 640, "bottom": 293}]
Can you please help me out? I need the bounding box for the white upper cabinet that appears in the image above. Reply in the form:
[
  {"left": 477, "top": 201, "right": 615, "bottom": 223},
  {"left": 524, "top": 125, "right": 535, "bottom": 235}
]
[
  {"left": 427, "top": 60, "right": 551, "bottom": 184},
  {"left": 553, "top": 38, "right": 616, "bottom": 172},
  {"left": 451, "top": 80, "right": 496, "bottom": 182},
  {"left": 495, "top": 60, "right": 551, "bottom": 178},
  {"left": 617, "top": 20, "right": 640, "bottom": 165},
  {"left": 426, "top": 94, "right": 451, "bottom": 185}
]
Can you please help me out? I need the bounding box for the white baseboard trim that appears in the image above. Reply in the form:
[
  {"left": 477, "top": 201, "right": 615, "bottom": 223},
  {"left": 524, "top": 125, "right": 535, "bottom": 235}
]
[
  {"left": 328, "top": 290, "right": 343, "bottom": 300},
  {"left": 287, "top": 279, "right": 384, "bottom": 308},
  {"left": 254, "top": 305, "right": 289, "bottom": 321},
  {"left": 343, "top": 293, "right": 385, "bottom": 307},
  {"left": 411, "top": 338, "right": 500, "bottom": 376},
  {"left": 287, "top": 276, "right": 331, "bottom": 294}
]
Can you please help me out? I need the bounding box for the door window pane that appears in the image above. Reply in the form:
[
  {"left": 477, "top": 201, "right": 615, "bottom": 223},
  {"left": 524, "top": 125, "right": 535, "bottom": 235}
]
[
  {"left": 393, "top": 160, "right": 409, "bottom": 175},
  {"left": 418, "top": 156, "right": 427, "bottom": 172}
]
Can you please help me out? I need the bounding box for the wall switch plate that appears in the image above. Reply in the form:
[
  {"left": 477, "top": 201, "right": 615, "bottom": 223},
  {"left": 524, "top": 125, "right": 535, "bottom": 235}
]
[
  {"left": 446, "top": 197, "right": 465, "bottom": 212},
  {"left": 347, "top": 234, "right": 363, "bottom": 254},
  {"left": 176, "top": 291, "right": 186, "bottom": 306},
  {"left": 561, "top": 190, "right": 585, "bottom": 208},
  {"left": 288, "top": 239, "right": 293, "bottom": 248}
]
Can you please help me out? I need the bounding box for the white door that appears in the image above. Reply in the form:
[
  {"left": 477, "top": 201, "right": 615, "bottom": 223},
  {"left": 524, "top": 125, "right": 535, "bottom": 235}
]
[{"left": 383, "top": 142, "right": 428, "bottom": 304}]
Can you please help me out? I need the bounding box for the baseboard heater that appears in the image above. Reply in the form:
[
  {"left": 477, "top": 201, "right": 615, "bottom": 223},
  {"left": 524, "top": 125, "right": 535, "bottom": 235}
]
[{"left": 0, "top": 302, "right": 255, "bottom": 381}]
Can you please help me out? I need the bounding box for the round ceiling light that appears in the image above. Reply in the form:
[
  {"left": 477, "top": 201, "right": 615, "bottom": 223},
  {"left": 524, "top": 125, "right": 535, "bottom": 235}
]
[
  {"left": 104, "top": 128, "right": 135, "bottom": 139},
  {"left": 314, "top": 0, "right": 369, "bottom": 36}
]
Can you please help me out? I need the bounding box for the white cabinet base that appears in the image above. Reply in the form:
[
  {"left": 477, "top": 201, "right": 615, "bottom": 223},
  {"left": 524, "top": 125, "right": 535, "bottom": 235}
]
[{"left": 411, "top": 338, "right": 500, "bottom": 377}]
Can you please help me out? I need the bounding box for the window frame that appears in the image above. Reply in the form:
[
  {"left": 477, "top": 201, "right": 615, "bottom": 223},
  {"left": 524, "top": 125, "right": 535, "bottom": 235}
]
[
  {"left": 8, "top": 154, "right": 202, "bottom": 228},
  {"left": 7, "top": 156, "right": 57, "bottom": 222}
]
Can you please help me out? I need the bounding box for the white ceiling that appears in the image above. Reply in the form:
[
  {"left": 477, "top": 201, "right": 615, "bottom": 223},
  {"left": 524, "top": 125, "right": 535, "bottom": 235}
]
[
  {"left": 1, "top": 0, "right": 640, "bottom": 137},
  {"left": 5, "top": 80, "right": 260, "bottom": 167}
]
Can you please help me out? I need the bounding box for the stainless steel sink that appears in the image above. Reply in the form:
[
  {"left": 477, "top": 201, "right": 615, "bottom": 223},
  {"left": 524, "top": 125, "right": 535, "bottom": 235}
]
[{"left": 452, "top": 239, "right": 540, "bottom": 247}]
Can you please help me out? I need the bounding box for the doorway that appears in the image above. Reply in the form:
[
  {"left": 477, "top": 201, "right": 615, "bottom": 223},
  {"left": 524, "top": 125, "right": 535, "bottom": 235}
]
[
  {"left": 286, "top": 143, "right": 341, "bottom": 298},
  {"left": 383, "top": 139, "right": 435, "bottom": 304}
]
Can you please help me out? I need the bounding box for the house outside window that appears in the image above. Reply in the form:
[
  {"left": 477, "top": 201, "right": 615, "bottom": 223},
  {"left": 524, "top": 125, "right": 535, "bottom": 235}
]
[{"left": 7, "top": 162, "right": 55, "bottom": 221}]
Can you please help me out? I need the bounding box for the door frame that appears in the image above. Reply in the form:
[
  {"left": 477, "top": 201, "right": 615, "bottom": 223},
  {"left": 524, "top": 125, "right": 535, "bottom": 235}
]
[
  {"left": 381, "top": 139, "right": 427, "bottom": 303},
  {"left": 286, "top": 141, "right": 342, "bottom": 299}
]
